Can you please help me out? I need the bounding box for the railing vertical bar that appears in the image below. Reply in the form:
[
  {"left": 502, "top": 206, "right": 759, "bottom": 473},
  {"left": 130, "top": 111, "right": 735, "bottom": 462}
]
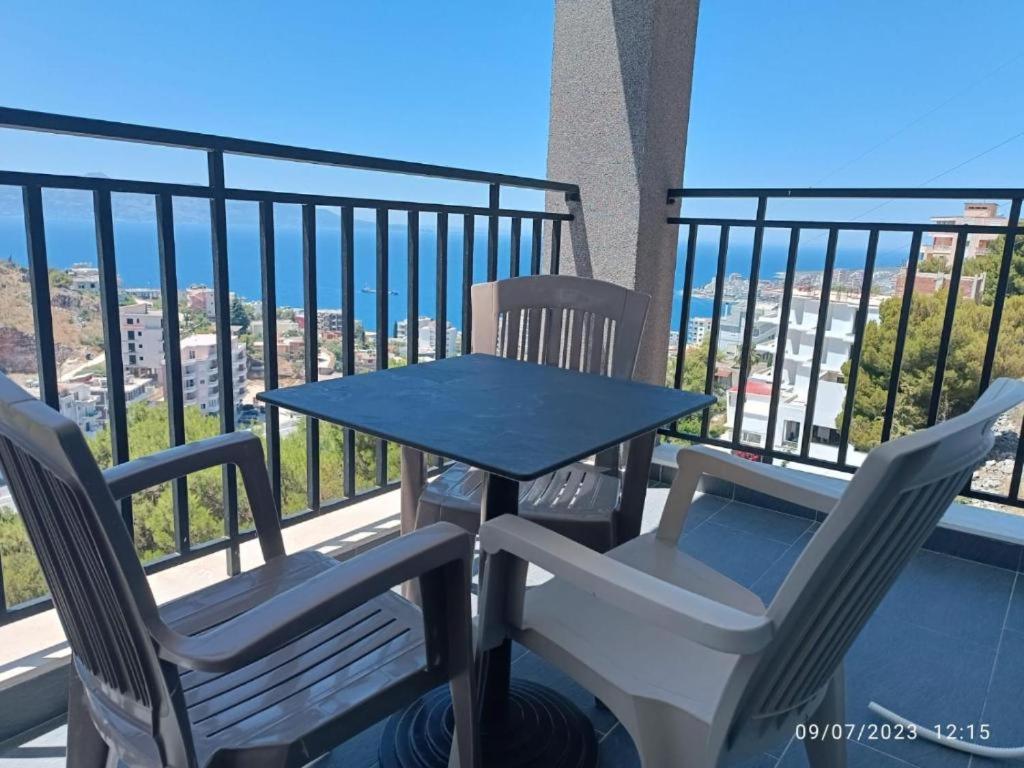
[
  {"left": 434, "top": 212, "right": 449, "bottom": 469},
  {"left": 799, "top": 227, "right": 838, "bottom": 459},
  {"left": 21, "top": 185, "right": 58, "bottom": 409},
  {"left": 341, "top": 206, "right": 357, "bottom": 497},
  {"left": 462, "top": 214, "right": 474, "bottom": 354},
  {"left": 837, "top": 228, "right": 878, "bottom": 466},
  {"left": 671, "top": 224, "right": 697, "bottom": 433},
  {"left": 258, "top": 200, "right": 281, "bottom": 512},
  {"left": 881, "top": 231, "right": 922, "bottom": 443},
  {"left": 731, "top": 196, "right": 767, "bottom": 446},
  {"left": 487, "top": 184, "right": 500, "bottom": 281},
  {"left": 763, "top": 228, "right": 801, "bottom": 461},
  {"left": 302, "top": 203, "right": 320, "bottom": 510},
  {"left": 93, "top": 189, "right": 132, "bottom": 531},
  {"left": 702, "top": 226, "right": 729, "bottom": 438},
  {"left": 510, "top": 217, "right": 522, "bottom": 278},
  {"left": 206, "top": 150, "right": 240, "bottom": 575},
  {"left": 550, "top": 219, "right": 562, "bottom": 275},
  {"left": 407, "top": 210, "right": 420, "bottom": 366},
  {"left": 436, "top": 213, "right": 449, "bottom": 361},
  {"left": 376, "top": 208, "right": 390, "bottom": 486},
  {"left": 926, "top": 226, "right": 968, "bottom": 427},
  {"left": 978, "top": 197, "right": 1023, "bottom": 394},
  {"left": 1011, "top": 413, "right": 1024, "bottom": 500},
  {"left": 530, "top": 218, "right": 542, "bottom": 276},
  {"left": 156, "top": 193, "right": 190, "bottom": 552}
]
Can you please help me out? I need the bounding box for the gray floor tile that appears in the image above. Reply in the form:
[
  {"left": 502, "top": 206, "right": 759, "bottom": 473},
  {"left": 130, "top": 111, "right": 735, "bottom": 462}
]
[
  {"left": 874, "top": 550, "right": 1014, "bottom": 650},
  {"left": 778, "top": 738, "right": 922, "bottom": 767},
  {"left": 711, "top": 501, "right": 815, "bottom": 545},
  {"left": 971, "top": 629, "right": 1024, "bottom": 768},
  {"left": 842, "top": 615, "right": 995, "bottom": 768},
  {"left": 597, "top": 723, "right": 639, "bottom": 767},
  {"left": 1004, "top": 574, "right": 1024, "bottom": 634},
  {"left": 680, "top": 520, "right": 791, "bottom": 588},
  {"left": 749, "top": 528, "right": 816, "bottom": 605}
]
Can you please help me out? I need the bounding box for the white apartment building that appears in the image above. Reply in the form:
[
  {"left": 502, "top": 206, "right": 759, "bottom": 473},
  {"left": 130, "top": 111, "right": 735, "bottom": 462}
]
[
  {"left": 58, "top": 382, "right": 103, "bottom": 435},
  {"left": 686, "top": 316, "right": 712, "bottom": 346},
  {"left": 727, "top": 294, "right": 880, "bottom": 459},
  {"left": 396, "top": 316, "right": 458, "bottom": 359},
  {"left": 920, "top": 202, "right": 1008, "bottom": 267},
  {"left": 121, "top": 304, "right": 165, "bottom": 378},
  {"left": 181, "top": 333, "right": 247, "bottom": 415},
  {"left": 65, "top": 264, "right": 101, "bottom": 291},
  {"left": 718, "top": 302, "right": 776, "bottom": 353},
  {"left": 57, "top": 375, "right": 153, "bottom": 436}
]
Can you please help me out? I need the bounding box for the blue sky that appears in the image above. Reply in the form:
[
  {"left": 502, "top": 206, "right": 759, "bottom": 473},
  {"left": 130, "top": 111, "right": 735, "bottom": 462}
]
[{"left": 0, "top": 1, "right": 1021, "bottom": 219}]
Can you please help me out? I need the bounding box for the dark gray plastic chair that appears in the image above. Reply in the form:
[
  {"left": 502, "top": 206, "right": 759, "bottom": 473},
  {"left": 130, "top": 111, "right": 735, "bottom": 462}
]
[
  {"left": 0, "top": 374, "right": 478, "bottom": 768},
  {"left": 417, "top": 275, "right": 652, "bottom": 552},
  {"left": 477, "top": 378, "right": 1024, "bottom": 767}
]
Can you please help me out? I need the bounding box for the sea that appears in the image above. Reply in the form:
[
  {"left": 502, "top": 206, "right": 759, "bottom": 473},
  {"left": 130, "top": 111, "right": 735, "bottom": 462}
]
[{"left": 0, "top": 215, "right": 908, "bottom": 333}]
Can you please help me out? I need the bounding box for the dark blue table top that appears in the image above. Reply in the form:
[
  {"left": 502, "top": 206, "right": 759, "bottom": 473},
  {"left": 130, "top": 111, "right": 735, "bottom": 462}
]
[{"left": 258, "top": 354, "right": 714, "bottom": 481}]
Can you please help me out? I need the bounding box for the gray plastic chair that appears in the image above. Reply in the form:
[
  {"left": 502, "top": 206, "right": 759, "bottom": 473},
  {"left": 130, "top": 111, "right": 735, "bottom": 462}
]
[
  {"left": 417, "top": 275, "right": 652, "bottom": 552},
  {"left": 476, "top": 378, "right": 1024, "bottom": 768},
  {"left": 0, "top": 374, "right": 479, "bottom": 768}
]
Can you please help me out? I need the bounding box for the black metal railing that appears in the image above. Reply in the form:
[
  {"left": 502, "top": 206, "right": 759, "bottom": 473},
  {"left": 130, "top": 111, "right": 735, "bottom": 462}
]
[
  {"left": 0, "top": 107, "right": 575, "bottom": 625},
  {"left": 664, "top": 187, "right": 1023, "bottom": 510}
]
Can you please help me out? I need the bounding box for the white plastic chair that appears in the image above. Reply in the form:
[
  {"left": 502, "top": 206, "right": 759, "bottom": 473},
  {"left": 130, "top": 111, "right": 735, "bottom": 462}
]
[{"left": 476, "top": 378, "right": 1024, "bottom": 767}]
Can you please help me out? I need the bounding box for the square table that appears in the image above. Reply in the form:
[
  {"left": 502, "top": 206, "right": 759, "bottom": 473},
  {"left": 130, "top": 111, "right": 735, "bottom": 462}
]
[{"left": 259, "top": 353, "right": 714, "bottom": 768}]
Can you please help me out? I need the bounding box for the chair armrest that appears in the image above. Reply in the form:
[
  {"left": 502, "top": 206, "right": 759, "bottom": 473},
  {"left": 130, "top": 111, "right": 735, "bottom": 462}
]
[
  {"left": 479, "top": 515, "right": 773, "bottom": 655},
  {"left": 102, "top": 431, "right": 284, "bottom": 560},
  {"left": 150, "top": 522, "right": 473, "bottom": 673},
  {"left": 657, "top": 445, "right": 842, "bottom": 542}
]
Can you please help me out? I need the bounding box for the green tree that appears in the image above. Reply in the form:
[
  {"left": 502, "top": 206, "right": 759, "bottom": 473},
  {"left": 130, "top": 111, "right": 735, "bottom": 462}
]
[
  {"left": 917, "top": 254, "right": 950, "bottom": 274},
  {"left": 963, "top": 235, "right": 1024, "bottom": 305},
  {"left": 230, "top": 296, "right": 252, "bottom": 332},
  {"left": 840, "top": 288, "right": 1024, "bottom": 450},
  {"left": 664, "top": 339, "right": 727, "bottom": 440}
]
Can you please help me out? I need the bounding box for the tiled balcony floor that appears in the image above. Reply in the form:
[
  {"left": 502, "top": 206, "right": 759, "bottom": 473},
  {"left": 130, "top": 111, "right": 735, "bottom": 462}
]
[{"left": 3, "top": 489, "right": 1023, "bottom": 768}]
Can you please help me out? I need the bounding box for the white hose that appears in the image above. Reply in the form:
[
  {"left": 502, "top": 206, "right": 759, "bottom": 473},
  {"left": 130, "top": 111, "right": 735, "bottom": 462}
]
[{"left": 868, "top": 701, "right": 1024, "bottom": 760}]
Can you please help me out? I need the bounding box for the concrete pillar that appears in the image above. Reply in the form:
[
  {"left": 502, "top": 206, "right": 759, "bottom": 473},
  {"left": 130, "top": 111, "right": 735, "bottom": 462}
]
[{"left": 545, "top": 0, "right": 700, "bottom": 385}]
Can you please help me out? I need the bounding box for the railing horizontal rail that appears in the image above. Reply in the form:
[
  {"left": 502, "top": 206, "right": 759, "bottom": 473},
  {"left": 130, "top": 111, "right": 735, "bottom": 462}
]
[
  {"left": 0, "top": 170, "right": 573, "bottom": 221},
  {"left": 668, "top": 215, "right": 1017, "bottom": 235},
  {"left": 0, "top": 107, "right": 580, "bottom": 194},
  {"left": 669, "top": 187, "right": 1024, "bottom": 200}
]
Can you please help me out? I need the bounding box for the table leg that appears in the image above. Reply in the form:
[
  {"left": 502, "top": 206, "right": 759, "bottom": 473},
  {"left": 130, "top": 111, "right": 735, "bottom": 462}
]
[
  {"left": 478, "top": 473, "right": 518, "bottom": 720},
  {"left": 381, "top": 470, "right": 598, "bottom": 768},
  {"left": 400, "top": 445, "right": 426, "bottom": 604}
]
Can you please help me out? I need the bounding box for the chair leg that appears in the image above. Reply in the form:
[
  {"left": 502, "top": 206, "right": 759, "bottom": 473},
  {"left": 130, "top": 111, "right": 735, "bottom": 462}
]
[
  {"left": 67, "top": 669, "right": 110, "bottom": 768},
  {"left": 447, "top": 667, "right": 478, "bottom": 768},
  {"left": 803, "top": 667, "right": 847, "bottom": 768}
]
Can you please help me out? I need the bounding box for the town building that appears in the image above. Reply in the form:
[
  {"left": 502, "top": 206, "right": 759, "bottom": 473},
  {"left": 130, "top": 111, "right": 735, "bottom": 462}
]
[
  {"left": 686, "top": 316, "right": 712, "bottom": 346},
  {"left": 184, "top": 286, "right": 234, "bottom": 319},
  {"left": 395, "top": 317, "right": 458, "bottom": 359},
  {"left": 121, "top": 304, "right": 165, "bottom": 378},
  {"left": 727, "top": 294, "right": 880, "bottom": 458},
  {"left": 64, "top": 264, "right": 101, "bottom": 292},
  {"left": 894, "top": 269, "right": 986, "bottom": 303},
  {"left": 920, "top": 202, "right": 1008, "bottom": 267},
  {"left": 181, "top": 333, "right": 247, "bottom": 414}
]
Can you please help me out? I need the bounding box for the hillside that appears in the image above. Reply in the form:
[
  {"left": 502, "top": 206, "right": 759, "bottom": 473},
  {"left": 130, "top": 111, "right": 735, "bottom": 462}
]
[{"left": 0, "top": 259, "right": 104, "bottom": 377}]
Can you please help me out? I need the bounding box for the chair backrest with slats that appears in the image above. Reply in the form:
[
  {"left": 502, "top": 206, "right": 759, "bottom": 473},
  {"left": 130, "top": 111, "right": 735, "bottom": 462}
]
[
  {"left": 718, "top": 377, "right": 1024, "bottom": 753},
  {"left": 470, "top": 276, "right": 650, "bottom": 379},
  {"left": 0, "top": 375, "right": 193, "bottom": 765}
]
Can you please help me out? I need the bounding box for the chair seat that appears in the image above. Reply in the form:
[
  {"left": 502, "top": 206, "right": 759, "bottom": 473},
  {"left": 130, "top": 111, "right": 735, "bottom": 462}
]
[
  {"left": 514, "top": 532, "right": 764, "bottom": 724},
  {"left": 419, "top": 461, "right": 621, "bottom": 551},
  {"left": 160, "top": 551, "right": 431, "bottom": 768}
]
